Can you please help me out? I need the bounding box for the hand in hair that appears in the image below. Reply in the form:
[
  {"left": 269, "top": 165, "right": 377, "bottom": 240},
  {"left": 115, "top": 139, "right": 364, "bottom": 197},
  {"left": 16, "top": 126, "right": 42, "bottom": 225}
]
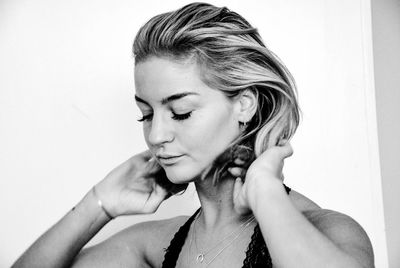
[
  {"left": 94, "top": 150, "right": 171, "bottom": 217},
  {"left": 229, "top": 143, "right": 293, "bottom": 215}
]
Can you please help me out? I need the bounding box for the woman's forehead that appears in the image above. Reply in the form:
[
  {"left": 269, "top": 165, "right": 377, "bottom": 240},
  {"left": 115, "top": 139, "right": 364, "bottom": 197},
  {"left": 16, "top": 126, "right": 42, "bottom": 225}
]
[{"left": 134, "top": 56, "right": 220, "bottom": 103}]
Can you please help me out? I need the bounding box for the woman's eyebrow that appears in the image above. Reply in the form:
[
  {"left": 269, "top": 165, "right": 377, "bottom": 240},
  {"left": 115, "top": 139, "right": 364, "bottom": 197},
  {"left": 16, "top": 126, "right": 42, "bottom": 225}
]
[
  {"left": 161, "top": 92, "right": 199, "bottom": 104},
  {"left": 134, "top": 95, "right": 149, "bottom": 105},
  {"left": 134, "top": 92, "right": 199, "bottom": 105}
]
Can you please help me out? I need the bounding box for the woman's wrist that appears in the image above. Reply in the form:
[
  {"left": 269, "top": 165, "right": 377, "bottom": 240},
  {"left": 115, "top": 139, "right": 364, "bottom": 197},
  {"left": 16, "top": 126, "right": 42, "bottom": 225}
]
[
  {"left": 92, "top": 186, "right": 114, "bottom": 220},
  {"left": 71, "top": 188, "right": 113, "bottom": 228},
  {"left": 249, "top": 177, "right": 287, "bottom": 216}
]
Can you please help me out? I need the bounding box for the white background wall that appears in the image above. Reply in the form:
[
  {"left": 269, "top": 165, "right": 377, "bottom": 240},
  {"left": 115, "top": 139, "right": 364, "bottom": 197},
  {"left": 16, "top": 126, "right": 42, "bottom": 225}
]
[
  {"left": 371, "top": 0, "right": 400, "bottom": 267},
  {"left": 0, "top": 0, "right": 389, "bottom": 267}
]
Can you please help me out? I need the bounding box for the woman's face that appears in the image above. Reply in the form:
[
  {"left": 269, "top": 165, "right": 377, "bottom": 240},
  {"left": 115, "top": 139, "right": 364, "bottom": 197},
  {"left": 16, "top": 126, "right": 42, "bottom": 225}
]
[{"left": 134, "top": 56, "right": 241, "bottom": 183}]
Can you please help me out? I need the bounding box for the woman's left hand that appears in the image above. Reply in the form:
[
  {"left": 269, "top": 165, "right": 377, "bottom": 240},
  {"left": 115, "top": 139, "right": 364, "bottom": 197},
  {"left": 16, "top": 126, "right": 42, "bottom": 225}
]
[{"left": 230, "top": 142, "right": 293, "bottom": 215}]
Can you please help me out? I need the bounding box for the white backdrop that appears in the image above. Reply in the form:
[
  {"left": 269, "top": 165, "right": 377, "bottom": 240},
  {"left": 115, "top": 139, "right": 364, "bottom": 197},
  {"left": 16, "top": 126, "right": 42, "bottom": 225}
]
[{"left": 0, "top": 0, "right": 388, "bottom": 267}]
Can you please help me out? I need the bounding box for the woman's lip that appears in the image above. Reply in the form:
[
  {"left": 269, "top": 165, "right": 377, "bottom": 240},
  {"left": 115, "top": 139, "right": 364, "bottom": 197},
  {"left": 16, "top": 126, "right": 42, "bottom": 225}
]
[
  {"left": 157, "top": 155, "right": 181, "bottom": 159},
  {"left": 157, "top": 155, "right": 183, "bottom": 165}
]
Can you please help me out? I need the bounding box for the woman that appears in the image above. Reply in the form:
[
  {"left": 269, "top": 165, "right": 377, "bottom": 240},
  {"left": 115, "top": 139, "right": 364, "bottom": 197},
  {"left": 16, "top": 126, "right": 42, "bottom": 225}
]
[{"left": 13, "top": 3, "right": 374, "bottom": 268}]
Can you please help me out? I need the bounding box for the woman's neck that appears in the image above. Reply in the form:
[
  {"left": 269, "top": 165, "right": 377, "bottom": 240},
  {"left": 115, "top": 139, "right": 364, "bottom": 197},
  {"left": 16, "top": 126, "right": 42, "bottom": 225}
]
[{"left": 194, "top": 176, "right": 250, "bottom": 231}]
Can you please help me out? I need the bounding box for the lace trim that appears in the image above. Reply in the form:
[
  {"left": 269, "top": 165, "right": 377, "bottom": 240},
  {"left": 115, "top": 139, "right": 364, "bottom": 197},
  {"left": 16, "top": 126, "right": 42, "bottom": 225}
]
[
  {"left": 161, "top": 184, "right": 291, "bottom": 267},
  {"left": 242, "top": 224, "right": 272, "bottom": 268},
  {"left": 161, "top": 208, "right": 201, "bottom": 268}
]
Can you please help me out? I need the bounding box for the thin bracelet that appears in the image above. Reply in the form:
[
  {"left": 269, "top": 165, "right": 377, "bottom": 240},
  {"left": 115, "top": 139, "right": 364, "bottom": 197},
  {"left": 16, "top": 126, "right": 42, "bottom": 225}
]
[{"left": 92, "top": 186, "right": 114, "bottom": 220}]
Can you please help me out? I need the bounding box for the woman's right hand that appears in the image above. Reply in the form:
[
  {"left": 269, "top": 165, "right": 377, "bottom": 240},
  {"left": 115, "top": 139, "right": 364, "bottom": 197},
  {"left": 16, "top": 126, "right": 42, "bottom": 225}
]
[{"left": 94, "top": 150, "right": 170, "bottom": 218}]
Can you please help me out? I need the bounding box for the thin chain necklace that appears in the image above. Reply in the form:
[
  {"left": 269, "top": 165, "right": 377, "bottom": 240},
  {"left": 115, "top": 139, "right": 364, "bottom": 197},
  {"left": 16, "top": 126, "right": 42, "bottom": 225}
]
[{"left": 190, "top": 210, "right": 255, "bottom": 266}]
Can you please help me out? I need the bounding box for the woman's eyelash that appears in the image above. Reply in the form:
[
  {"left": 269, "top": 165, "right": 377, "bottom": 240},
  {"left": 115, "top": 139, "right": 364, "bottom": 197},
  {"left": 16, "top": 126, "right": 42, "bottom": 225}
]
[
  {"left": 172, "top": 111, "right": 192, "bottom": 121},
  {"left": 137, "top": 112, "right": 192, "bottom": 122},
  {"left": 137, "top": 114, "right": 153, "bottom": 122}
]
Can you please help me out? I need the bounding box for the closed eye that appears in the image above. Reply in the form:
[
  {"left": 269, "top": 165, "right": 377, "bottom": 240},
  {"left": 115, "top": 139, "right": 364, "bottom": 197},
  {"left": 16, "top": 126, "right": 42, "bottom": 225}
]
[
  {"left": 137, "top": 112, "right": 192, "bottom": 122},
  {"left": 172, "top": 111, "right": 192, "bottom": 121},
  {"left": 137, "top": 114, "right": 153, "bottom": 122}
]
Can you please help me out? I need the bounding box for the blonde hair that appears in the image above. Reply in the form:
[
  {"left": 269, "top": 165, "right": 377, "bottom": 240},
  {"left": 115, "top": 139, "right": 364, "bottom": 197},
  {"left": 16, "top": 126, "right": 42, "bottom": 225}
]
[{"left": 134, "top": 2, "right": 300, "bottom": 158}]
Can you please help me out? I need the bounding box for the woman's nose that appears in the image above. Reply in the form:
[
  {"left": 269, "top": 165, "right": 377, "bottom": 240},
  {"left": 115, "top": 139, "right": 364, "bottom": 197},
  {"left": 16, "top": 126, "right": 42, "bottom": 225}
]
[{"left": 147, "top": 114, "right": 174, "bottom": 146}]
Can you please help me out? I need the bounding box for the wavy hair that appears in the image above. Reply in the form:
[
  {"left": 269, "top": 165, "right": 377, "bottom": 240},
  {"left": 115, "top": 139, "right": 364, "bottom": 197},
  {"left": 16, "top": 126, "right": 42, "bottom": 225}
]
[{"left": 133, "top": 2, "right": 300, "bottom": 185}]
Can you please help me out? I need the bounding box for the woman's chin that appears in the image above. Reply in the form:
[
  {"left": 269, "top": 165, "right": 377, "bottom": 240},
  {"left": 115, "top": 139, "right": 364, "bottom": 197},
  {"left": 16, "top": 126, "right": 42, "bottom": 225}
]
[
  {"left": 164, "top": 166, "right": 200, "bottom": 184},
  {"left": 164, "top": 171, "right": 193, "bottom": 184},
  {"left": 164, "top": 164, "right": 214, "bottom": 185}
]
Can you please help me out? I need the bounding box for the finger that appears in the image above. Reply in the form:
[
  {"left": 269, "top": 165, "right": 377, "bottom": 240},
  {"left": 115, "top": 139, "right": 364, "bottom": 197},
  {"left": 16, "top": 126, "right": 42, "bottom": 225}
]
[
  {"left": 270, "top": 143, "right": 293, "bottom": 159},
  {"left": 153, "top": 182, "right": 169, "bottom": 201},
  {"left": 279, "top": 142, "right": 293, "bottom": 158},
  {"left": 145, "top": 157, "right": 162, "bottom": 175},
  {"left": 260, "top": 142, "right": 293, "bottom": 164},
  {"left": 277, "top": 138, "right": 288, "bottom": 146},
  {"left": 228, "top": 167, "right": 245, "bottom": 178},
  {"left": 233, "top": 178, "right": 249, "bottom": 215},
  {"left": 143, "top": 182, "right": 169, "bottom": 213},
  {"left": 138, "top": 150, "right": 153, "bottom": 161},
  {"left": 234, "top": 158, "right": 246, "bottom": 166},
  {"left": 233, "top": 177, "right": 243, "bottom": 203}
]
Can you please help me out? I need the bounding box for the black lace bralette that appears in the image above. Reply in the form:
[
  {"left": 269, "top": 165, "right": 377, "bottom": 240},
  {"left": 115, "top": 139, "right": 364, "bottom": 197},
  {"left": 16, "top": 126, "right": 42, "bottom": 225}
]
[{"left": 161, "top": 184, "right": 291, "bottom": 268}]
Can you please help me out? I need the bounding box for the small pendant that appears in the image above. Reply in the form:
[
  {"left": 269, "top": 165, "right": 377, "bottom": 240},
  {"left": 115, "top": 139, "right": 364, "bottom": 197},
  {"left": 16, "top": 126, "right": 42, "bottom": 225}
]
[{"left": 196, "top": 253, "right": 204, "bottom": 263}]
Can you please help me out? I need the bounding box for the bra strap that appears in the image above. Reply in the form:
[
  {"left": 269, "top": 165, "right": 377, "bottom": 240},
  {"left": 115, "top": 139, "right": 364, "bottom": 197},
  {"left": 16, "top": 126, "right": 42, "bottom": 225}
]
[{"left": 161, "top": 208, "right": 201, "bottom": 268}]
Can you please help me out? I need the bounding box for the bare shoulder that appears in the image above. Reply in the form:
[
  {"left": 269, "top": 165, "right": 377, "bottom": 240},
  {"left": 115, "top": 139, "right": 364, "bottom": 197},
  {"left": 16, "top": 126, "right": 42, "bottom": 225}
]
[
  {"left": 288, "top": 188, "right": 321, "bottom": 212},
  {"left": 72, "top": 215, "right": 190, "bottom": 268},
  {"left": 304, "top": 208, "right": 374, "bottom": 267},
  {"left": 288, "top": 189, "right": 374, "bottom": 267}
]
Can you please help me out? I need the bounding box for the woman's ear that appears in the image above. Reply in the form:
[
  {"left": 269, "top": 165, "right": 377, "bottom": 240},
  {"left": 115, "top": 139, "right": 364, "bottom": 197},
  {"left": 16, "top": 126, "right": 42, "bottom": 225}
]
[{"left": 234, "top": 89, "right": 258, "bottom": 123}]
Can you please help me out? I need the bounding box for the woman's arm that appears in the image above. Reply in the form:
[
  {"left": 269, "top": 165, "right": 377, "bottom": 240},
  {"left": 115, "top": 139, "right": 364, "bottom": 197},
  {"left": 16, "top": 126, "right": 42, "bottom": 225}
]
[
  {"left": 232, "top": 144, "right": 374, "bottom": 268},
  {"left": 12, "top": 151, "right": 169, "bottom": 268},
  {"left": 251, "top": 180, "right": 374, "bottom": 268},
  {"left": 12, "top": 189, "right": 110, "bottom": 268}
]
